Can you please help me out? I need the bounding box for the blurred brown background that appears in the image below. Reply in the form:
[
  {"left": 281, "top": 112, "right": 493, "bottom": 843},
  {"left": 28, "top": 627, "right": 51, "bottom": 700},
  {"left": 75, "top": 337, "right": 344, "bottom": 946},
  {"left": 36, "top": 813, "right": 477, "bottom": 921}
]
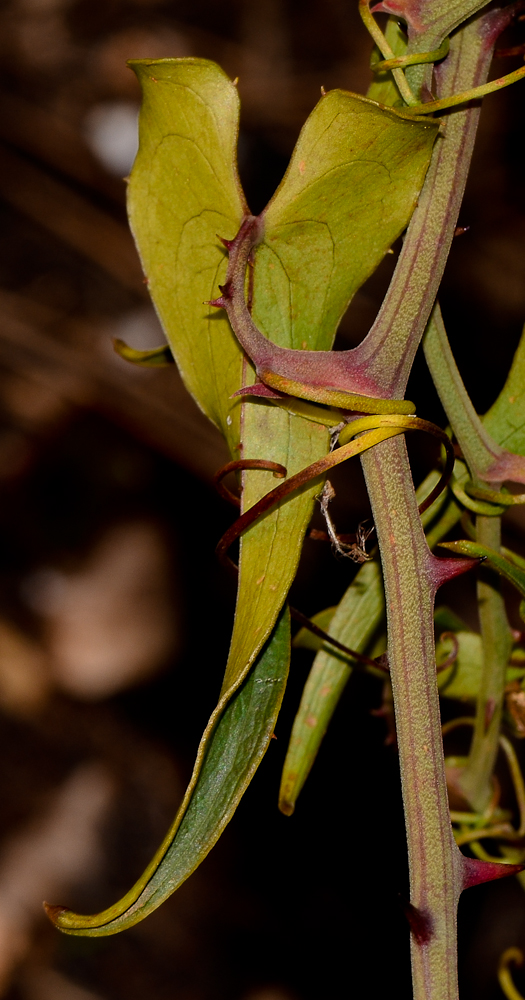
[{"left": 0, "top": 1, "right": 521, "bottom": 998}]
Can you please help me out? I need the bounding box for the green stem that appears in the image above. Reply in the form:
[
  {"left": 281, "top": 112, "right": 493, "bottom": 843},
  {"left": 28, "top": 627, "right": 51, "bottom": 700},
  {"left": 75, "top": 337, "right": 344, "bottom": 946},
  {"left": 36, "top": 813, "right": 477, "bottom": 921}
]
[
  {"left": 423, "top": 303, "right": 525, "bottom": 484},
  {"left": 355, "top": 9, "right": 514, "bottom": 998},
  {"left": 362, "top": 437, "right": 463, "bottom": 1000},
  {"left": 458, "top": 515, "right": 512, "bottom": 811}
]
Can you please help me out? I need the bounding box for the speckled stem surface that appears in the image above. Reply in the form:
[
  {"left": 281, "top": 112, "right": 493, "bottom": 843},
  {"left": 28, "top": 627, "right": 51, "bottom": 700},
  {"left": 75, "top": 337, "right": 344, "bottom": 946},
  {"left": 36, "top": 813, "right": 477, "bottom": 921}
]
[{"left": 358, "top": 8, "right": 515, "bottom": 999}]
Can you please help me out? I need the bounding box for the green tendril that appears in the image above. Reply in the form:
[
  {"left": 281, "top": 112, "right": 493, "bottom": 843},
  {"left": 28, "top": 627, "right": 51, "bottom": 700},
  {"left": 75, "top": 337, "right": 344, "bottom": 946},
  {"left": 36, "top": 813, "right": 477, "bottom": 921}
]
[
  {"left": 373, "top": 38, "right": 450, "bottom": 74},
  {"left": 450, "top": 476, "right": 506, "bottom": 516},
  {"left": 464, "top": 482, "right": 525, "bottom": 507},
  {"left": 406, "top": 63, "right": 525, "bottom": 116},
  {"left": 499, "top": 948, "right": 525, "bottom": 1000},
  {"left": 358, "top": 0, "right": 418, "bottom": 106}
]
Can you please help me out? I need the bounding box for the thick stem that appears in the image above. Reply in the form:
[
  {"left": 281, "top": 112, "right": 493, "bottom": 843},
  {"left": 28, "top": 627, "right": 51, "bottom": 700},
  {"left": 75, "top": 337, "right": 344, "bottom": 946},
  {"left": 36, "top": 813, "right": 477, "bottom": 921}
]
[
  {"left": 459, "top": 515, "right": 513, "bottom": 810},
  {"left": 354, "top": 7, "right": 513, "bottom": 396},
  {"left": 362, "top": 437, "right": 463, "bottom": 1000},
  {"left": 355, "top": 10, "right": 517, "bottom": 998}
]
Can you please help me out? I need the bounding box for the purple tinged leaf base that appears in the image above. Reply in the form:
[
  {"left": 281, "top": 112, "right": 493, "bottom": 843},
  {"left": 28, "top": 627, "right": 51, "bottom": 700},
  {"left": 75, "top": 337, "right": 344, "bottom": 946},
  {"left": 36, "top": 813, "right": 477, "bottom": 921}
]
[{"left": 215, "top": 215, "right": 409, "bottom": 407}]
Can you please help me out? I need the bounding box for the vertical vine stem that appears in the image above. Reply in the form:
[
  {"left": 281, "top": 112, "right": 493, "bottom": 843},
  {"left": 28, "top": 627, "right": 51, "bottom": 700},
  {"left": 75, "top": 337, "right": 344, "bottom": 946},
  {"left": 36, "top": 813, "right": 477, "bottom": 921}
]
[
  {"left": 458, "top": 515, "right": 513, "bottom": 811},
  {"left": 361, "top": 437, "right": 464, "bottom": 1000},
  {"left": 357, "top": 6, "right": 517, "bottom": 999}
]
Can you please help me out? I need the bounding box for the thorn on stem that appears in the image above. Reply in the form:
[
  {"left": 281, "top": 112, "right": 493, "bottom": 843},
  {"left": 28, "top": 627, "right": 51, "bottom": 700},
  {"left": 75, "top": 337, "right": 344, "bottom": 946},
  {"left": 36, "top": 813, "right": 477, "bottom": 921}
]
[
  {"left": 205, "top": 296, "right": 227, "bottom": 309},
  {"left": 462, "top": 855, "right": 525, "bottom": 890},
  {"left": 399, "top": 897, "right": 433, "bottom": 945}
]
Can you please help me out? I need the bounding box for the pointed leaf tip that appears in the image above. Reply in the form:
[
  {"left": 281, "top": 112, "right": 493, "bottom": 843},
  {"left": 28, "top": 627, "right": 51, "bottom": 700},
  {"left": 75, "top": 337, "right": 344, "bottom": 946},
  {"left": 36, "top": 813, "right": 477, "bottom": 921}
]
[
  {"left": 462, "top": 855, "right": 524, "bottom": 890},
  {"left": 43, "top": 902, "right": 69, "bottom": 924}
]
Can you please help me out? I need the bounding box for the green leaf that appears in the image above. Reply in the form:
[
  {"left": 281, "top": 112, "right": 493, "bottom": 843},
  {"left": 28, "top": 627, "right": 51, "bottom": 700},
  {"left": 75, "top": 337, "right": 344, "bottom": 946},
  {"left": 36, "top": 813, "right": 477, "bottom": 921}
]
[
  {"left": 255, "top": 89, "right": 439, "bottom": 358},
  {"left": 437, "top": 629, "right": 525, "bottom": 701},
  {"left": 110, "top": 58, "right": 440, "bottom": 932},
  {"left": 436, "top": 630, "right": 482, "bottom": 700},
  {"left": 220, "top": 84, "right": 438, "bottom": 695},
  {"left": 47, "top": 609, "right": 290, "bottom": 935},
  {"left": 483, "top": 323, "right": 525, "bottom": 456},
  {"left": 279, "top": 560, "right": 384, "bottom": 815},
  {"left": 127, "top": 58, "right": 246, "bottom": 453},
  {"left": 113, "top": 339, "right": 174, "bottom": 368}
]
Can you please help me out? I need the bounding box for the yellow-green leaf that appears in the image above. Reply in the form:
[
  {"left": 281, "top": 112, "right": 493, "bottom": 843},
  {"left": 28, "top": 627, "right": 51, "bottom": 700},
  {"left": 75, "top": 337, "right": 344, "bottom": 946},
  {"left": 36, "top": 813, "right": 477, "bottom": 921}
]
[
  {"left": 255, "top": 89, "right": 439, "bottom": 356},
  {"left": 223, "top": 85, "right": 439, "bottom": 696},
  {"left": 127, "top": 58, "right": 246, "bottom": 453}
]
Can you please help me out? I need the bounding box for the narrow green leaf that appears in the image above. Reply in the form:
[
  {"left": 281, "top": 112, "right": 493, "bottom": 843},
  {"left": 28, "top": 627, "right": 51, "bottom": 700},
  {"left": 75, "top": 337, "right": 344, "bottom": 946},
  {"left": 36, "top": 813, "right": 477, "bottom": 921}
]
[
  {"left": 279, "top": 559, "right": 384, "bottom": 815},
  {"left": 127, "top": 58, "right": 246, "bottom": 453},
  {"left": 113, "top": 339, "right": 174, "bottom": 368},
  {"left": 47, "top": 609, "right": 290, "bottom": 935}
]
